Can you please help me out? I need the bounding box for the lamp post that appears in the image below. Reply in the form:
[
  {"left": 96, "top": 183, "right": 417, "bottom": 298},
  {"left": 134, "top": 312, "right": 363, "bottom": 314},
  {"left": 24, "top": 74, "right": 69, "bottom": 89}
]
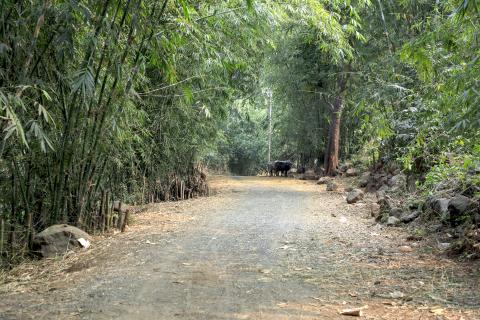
[{"left": 266, "top": 90, "right": 272, "bottom": 163}]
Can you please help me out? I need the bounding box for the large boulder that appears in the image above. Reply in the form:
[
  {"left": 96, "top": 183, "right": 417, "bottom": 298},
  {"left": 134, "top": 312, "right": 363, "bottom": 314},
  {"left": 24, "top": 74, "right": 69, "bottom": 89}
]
[
  {"left": 33, "top": 224, "right": 92, "bottom": 258},
  {"left": 346, "top": 189, "right": 364, "bottom": 204}
]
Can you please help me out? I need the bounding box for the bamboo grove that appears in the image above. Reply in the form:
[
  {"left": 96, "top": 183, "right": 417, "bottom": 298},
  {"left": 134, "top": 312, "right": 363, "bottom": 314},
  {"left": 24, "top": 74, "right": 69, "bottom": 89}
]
[{"left": 0, "top": 0, "right": 266, "bottom": 265}]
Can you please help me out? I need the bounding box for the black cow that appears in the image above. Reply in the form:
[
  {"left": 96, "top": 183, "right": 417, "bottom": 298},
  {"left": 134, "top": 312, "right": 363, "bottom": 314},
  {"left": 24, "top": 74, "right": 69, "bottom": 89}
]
[
  {"left": 267, "top": 161, "right": 275, "bottom": 176},
  {"left": 273, "top": 160, "right": 293, "bottom": 177}
]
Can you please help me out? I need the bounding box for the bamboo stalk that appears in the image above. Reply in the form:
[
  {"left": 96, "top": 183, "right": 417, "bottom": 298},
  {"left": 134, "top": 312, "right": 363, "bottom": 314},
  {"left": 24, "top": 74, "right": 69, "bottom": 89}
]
[
  {"left": 26, "top": 212, "right": 33, "bottom": 250},
  {"left": 100, "top": 191, "right": 106, "bottom": 233},
  {"left": 9, "top": 224, "right": 15, "bottom": 264}
]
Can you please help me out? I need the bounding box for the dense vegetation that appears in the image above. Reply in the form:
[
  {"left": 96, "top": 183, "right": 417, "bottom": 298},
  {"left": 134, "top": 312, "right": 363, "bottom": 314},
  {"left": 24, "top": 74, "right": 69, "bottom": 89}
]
[{"left": 1, "top": 0, "right": 479, "bottom": 264}]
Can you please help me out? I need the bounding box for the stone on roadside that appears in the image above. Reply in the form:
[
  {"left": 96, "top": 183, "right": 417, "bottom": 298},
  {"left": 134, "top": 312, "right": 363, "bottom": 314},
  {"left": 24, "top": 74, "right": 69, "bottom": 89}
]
[
  {"left": 317, "top": 176, "right": 332, "bottom": 185},
  {"left": 346, "top": 168, "right": 358, "bottom": 177},
  {"left": 370, "top": 203, "right": 381, "bottom": 218},
  {"left": 304, "top": 169, "right": 318, "bottom": 180},
  {"left": 399, "top": 245, "right": 413, "bottom": 253},
  {"left": 437, "top": 242, "right": 451, "bottom": 250},
  {"left": 347, "top": 189, "right": 364, "bottom": 204},
  {"left": 326, "top": 181, "right": 338, "bottom": 191},
  {"left": 33, "top": 224, "right": 92, "bottom": 258},
  {"left": 377, "top": 184, "right": 390, "bottom": 193},
  {"left": 389, "top": 207, "right": 403, "bottom": 218},
  {"left": 358, "top": 172, "right": 370, "bottom": 187},
  {"left": 430, "top": 197, "right": 450, "bottom": 215},
  {"left": 386, "top": 216, "right": 400, "bottom": 226},
  {"left": 388, "top": 173, "right": 406, "bottom": 192},
  {"left": 376, "top": 190, "right": 386, "bottom": 203},
  {"left": 448, "top": 195, "right": 475, "bottom": 215},
  {"left": 340, "top": 308, "right": 362, "bottom": 317},
  {"left": 400, "top": 210, "right": 421, "bottom": 223}
]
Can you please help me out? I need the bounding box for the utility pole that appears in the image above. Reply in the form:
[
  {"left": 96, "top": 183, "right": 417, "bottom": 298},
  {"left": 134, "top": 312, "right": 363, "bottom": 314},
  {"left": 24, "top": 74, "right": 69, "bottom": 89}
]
[{"left": 267, "top": 90, "right": 272, "bottom": 163}]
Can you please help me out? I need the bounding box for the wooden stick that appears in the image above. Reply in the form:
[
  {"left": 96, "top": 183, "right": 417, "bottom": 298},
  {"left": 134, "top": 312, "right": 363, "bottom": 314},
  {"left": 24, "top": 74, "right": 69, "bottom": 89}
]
[
  {"left": 0, "top": 218, "right": 4, "bottom": 258},
  {"left": 121, "top": 210, "right": 129, "bottom": 233},
  {"left": 117, "top": 201, "right": 123, "bottom": 229}
]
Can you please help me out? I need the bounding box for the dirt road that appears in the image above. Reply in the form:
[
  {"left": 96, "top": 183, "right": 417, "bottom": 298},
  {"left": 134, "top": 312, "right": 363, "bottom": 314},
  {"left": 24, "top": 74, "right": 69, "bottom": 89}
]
[{"left": 1, "top": 176, "right": 479, "bottom": 319}]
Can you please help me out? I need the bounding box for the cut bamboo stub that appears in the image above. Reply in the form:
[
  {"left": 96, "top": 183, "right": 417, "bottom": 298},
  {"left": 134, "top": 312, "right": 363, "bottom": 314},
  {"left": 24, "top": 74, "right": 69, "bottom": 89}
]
[{"left": 340, "top": 308, "right": 362, "bottom": 316}]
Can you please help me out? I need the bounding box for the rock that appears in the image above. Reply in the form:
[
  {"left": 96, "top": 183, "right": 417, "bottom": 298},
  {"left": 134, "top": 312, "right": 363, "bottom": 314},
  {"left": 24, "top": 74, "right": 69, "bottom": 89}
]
[
  {"left": 388, "top": 173, "right": 406, "bottom": 192},
  {"left": 346, "top": 168, "right": 358, "bottom": 177},
  {"left": 340, "top": 308, "right": 362, "bottom": 317},
  {"left": 376, "top": 190, "right": 386, "bottom": 203},
  {"left": 376, "top": 191, "right": 393, "bottom": 213},
  {"left": 326, "top": 181, "right": 338, "bottom": 191},
  {"left": 386, "top": 216, "right": 400, "bottom": 226},
  {"left": 370, "top": 203, "right": 381, "bottom": 218},
  {"left": 304, "top": 169, "right": 318, "bottom": 180},
  {"left": 448, "top": 195, "right": 475, "bottom": 215},
  {"left": 430, "top": 197, "right": 450, "bottom": 215},
  {"left": 399, "top": 245, "right": 413, "bottom": 253},
  {"left": 448, "top": 195, "right": 476, "bottom": 226},
  {"left": 358, "top": 172, "right": 370, "bottom": 187},
  {"left": 400, "top": 210, "right": 421, "bottom": 223},
  {"left": 377, "top": 184, "right": 390, "bottom": 192},
  {"left": 474, "top": 213, "right": 480, "bottom": 226},
  {"left": 406, "top": 175, "right": 418, "bottom": 192},
  {"left": 389, "top": 290, "right": 405, "bottom": 299},
  {"left": 437, "top": 242, "right": 451, "bottom": 250},
  {"left": 389, "top": 207, "right": 403, "bottom": 218},
  {"left": 346, "top": 189, "right": 364, "bottom": 204},
  {"left": 344, "top": 186, "right": 354, "bottom": 192},
  {"left": 317, "top": 176, "right": 332, "bottom": 185},
  {"left": 33, "top": 224, "right": 92, "bottom": 258}
]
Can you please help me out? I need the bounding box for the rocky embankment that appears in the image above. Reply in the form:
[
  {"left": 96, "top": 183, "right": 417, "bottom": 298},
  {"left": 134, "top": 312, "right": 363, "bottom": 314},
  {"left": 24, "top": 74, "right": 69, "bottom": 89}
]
[{"left": 318, "top": 162, "right": 480, "bottom": 259}]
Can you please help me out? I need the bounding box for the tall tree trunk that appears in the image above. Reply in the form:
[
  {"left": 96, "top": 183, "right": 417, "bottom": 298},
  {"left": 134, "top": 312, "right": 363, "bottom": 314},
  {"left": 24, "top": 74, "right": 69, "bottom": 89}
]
[{"left": 324, "top": 71, "right": 348, "bottom": 176}]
